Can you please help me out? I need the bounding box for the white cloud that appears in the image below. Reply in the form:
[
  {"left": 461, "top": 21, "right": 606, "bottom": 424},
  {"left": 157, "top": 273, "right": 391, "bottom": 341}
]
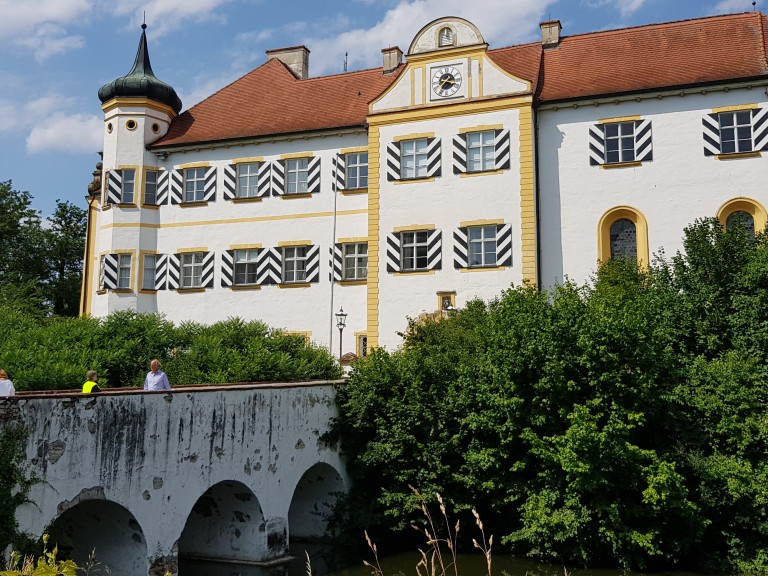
[
  {"left": 0, "top": 0, "right": 90, "bottom": 59},
  {"left": 109, "top": 0, "right": 233, "bottom": 36},
  {"left": 580, "top": 0, "right": 647, "bottom": 18},
  {"left": 708, "top": 0, "right": 750, "bottom": 14},
  {"left": 26, "top": 113, "right": 103, "bottom": 154},
  {"left": 14, "top": 23, "right": 85, "bottom": 62}
]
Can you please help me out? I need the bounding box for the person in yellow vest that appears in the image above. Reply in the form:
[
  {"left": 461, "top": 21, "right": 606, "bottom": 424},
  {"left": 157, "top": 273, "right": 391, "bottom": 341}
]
[{"left": 82, "top": 370, "right": 101, "bottom": 394}]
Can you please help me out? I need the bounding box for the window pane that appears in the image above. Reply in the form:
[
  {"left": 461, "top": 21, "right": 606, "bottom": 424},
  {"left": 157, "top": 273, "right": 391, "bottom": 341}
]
[
  {"left": 142, "top": 255, "right": 156, "bottom": 290},
  {"left": 144, "top": 171, "right": 158, "bottom": 204},
  {"left": 610, "top": 219, "right": 637, "bottom": 261}
]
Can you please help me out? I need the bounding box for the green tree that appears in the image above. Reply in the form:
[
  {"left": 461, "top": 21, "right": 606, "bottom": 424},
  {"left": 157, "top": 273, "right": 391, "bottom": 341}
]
[{"left": 42, "top": 200, "right": 86, "bottom": 316}]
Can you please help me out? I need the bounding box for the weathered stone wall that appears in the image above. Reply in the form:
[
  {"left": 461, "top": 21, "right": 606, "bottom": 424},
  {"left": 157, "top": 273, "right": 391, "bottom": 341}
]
[{"left": 2, "top": 381, "right": 346, "bottom": 576}]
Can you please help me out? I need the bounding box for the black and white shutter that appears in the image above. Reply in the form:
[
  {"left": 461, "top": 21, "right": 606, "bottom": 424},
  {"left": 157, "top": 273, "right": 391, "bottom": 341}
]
[
  {"left": 332, "top": 154, "right": 346, "bottom": 191},
  {"left": 203, "top": 166, "right": 217, "bottom": 202},
  {"left": 271, "top": 161, "right": 285, "bottom": 196},
  {"left": 306, "top": 157, "right": 321, "bottom": 194},
  {"left": 168, "top": 170, "right": 184, "bottom": 204},
  {"left": 454, "top": 224, "right": 512, "bottom": 268},
  {"left": 257, "top": 248, "right": 281, "bottom": 285},
  {"left": 154, "top": 254, "right": 168, "bottom": 290},
  {"left": 200, "top": 252, "right": 215, "bottom": 288},
  {"left": 105, "top": 170, "right": 124, "bottom": 205},
  {"left": 155, "top": 171, "right": 170, "bottom": 205},
  {"left": 329, "top": 244, "right": 343, "bottom": 281},
  {"left": 385, "top": 232, "right": 401, "bottom": 272},
  {"left": 426, "top": 230, "right": 442, "bottom": 270},
  {"left": 223, "top": 163, "right": 272, "bottom": 200},
  {"left": 386, "top": 138, "right": 441, "bottom": 181},
  {"left": 588, "top": 124, "right": 607, "bottom": 165},
  {"left": 452, "top": 135, "right": 467, "bottom": 174},
  {"left": 305, "top": 245, "right": 320, "bottom": 283},
  {"left": 702, "top": 113, "right": 721, "bottom": 156},
  {"left": 100, "top": 254, "right": 118, "bottom": 289},
  {"left": 386, "top": 230, "right": 441, "bottom": 272},
  {"left": 221, "top": 249, "right": 235, "bottom": 286},
  {"left": 223, "top": 165, "right": 237, "bottom": 201},
  {"left": 453, "top": 130, "right": 511, "bottom": 173},
  {"left": 754, "top": 107, "right": 768, "bottom": 151},
  {"left": 272, "top": 158, "right": 320, "bottom": 196},
  {"left": 589, "top": 120, "right": 653, "bottom": 164},
  {"left": 166, "top": 254, "right": 181, "bottom": 289}
]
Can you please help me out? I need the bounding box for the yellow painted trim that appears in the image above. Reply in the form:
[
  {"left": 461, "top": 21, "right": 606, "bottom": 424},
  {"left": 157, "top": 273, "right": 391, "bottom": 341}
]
[
  {"left": 459, "top": 218, "right": 504, "bottom": 227},
  {"left": 339, "top": 146, "right": 367, "bottom": 154},
  {"left": 600, "top": 161, "right": 643, "bottom": 169},
  {"left": 393, "top": 177, "right": 436, "bottom": 185},
  {"left": 176, "top": 288, "right": 205, "bottom": 293},
  {"left": 138, "top": 290, "right": 158, "bottom": 294},
  {"left": 339, "top": 279, "right": 367, "bottom": 286},
  {"left": 368, "top": 95, "right": 532, "bottom": 126},
  {"left": 459, "top": 169, "right": 503, "bottom": 178},
  {"left": 407, "top": 45, "right": 488, "bottom": 63},
  {"left": 140, "top": 167, "right": 161, "bottom": 209},
  {"left": 393, "top": 224, "right": 436, "bottom": 232},
  {"left": 341, "top": 188, "right": 368, "bottom": 195},
  {"left": 115, "top": 164, "right": 141, "bottom": 170},
  {"left": 178, "top": 201, "right": 209, "bottom": 208},
  {"left": 597, "top": 206, "right": 650, "bottom": 269},
  {"left": 79, "top": 194, "right": 99, "bottom": 316},
  {"left": 231, "top": 156, "right": 265, "bottom": 164},
  {"left": 354, "top": 331, "right": 368, "bottom": 357},
  {"left": 176, "top": 247, "right": 208, "bottom": 253},
  {"left": 280, "top": 152, "right": 314, "bottom": 160},
  {"left": 280, "top": 193, "right": 313, "bottom": 199},
  {"left": 278, "top": 283, "right": 312, "bottom": 289},
  {"left": 138, "top": 250, "right": 159, "bottom": 292},
  {"left": 278, "top": 240, "right": 312, "bottom": 247},
  {"left": 436, "top": 291, "right": 456, "bottom": 311},
  {"left": 459, "top": 266, "right": 506, "bottom": 273},
  {"left": 338, "top": 237, "right": 368, "bottom": 243},
  {"left": 711, "top": 103, "right": 758, "bottom": 113},
  {"left": 232, "top": 197, "right": 263, "bottom": 203},
  {"left": 99, "top": 209, "right": 368, "bottom": 230},
  {"left": 716, "top": 197, "right": 768, "bottom": 233},
  {"left": 458, "top": 124, "right": 503, "bottom": 134},
  {"left": 367, "top": 125, "right": 381, "bottom": 350},
  {"left": 101, "top": 97, "right": 177, "bottom": 117},
  {"left": 518, "top": 106, "right": 537, "bottom": 285},
  {"left": 178, "top": 161, "right": 210, "bottom": 169},
  {"left": 230, "top": 285, "right": 262, "bottom": 291},
  {"left": 393, "top": 132, "right": 435, "bottom": 142},
  {"left": 715, "top": 151, "right": 762, "bottom": 160},
  {"left": 229, "top": 243, "right": 264, "bottom": 250},
  {"left": 598, "top": 115, "right": 641, "bottom": 124},
  {"left": 394, "top": 270, "right": 437, "bottom": 276}
]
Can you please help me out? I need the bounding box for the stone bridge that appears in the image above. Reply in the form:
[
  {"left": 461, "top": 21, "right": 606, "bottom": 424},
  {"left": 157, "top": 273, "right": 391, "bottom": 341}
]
[{"left": 1, "top": 380, "right": 347, "bottom": 576}]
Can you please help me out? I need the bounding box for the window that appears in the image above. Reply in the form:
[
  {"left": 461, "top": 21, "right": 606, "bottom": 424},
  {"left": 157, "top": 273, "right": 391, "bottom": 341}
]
[
  {"left": 142, "top": 254, "right": 157, "bottom": 290},
  {"left": 609, "top": 219, "right": 637, "bottom": 260},
  {"left": 184, "top": 168, "right": 206, "bottom": 202},
  {"left": 467, "top": 131, "right": 495, "bottom": 172},
  {"left": 346, "top": 153, "right": 368, "bottom": 189},
  {"left": 719, "top": 111, "right": 753, "bottom": 154},
  {"left": 282, "top": 246, "right": 308, "bottom": 282},
  {"left": 357, "top": 334, "right": 368, "bottom": 357},
  {"left": 106, "top": 169, "right": 138, "bottom": 205},
  {"left": 401, "top": 139, "right": 429, "bottom": 179},
  {"left": 120, "top": 169, "right": 135, "bottom": 203},
  {"left": 237, "top": 163, "right": 261, "bottom": 198},
  {"left": 144, "top": 170, "right": 158, "bottom": 205},
  {"left": 343, "top": 243, "right": 368, "bottom": 280},
  {"left": 286, "top": 158, "right": 309, "bottom": 194},
  {"left": 234, "top": 249, "right": 260, "bottom": 285},
  {"left": 468, "top": 225, "right": 497, "bottom": 267},
  {"left": 604, "top": 122, "right": 636, "bottom": 164},
  {"left": 401, "top": 231, "right": 430, "bottom": 271},
  {"left": 726, "top": 211, "right": 756, "bottom": 239},
  {"left": 438, "top": 27, "right": 454, "bottom": 47},
  {"left": 116, "top": 254, "right": 131, "bottom": 289},
  {"left": 180, "top": 252, "right": 204, "bottom": 288}
]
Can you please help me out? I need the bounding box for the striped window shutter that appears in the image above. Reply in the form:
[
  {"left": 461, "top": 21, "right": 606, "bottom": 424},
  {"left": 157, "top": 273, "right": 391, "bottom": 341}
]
[
  {"left": 305, "top": 245, "right": 320, "bottom": 282},
  {"left": 634, "top": 119, "right": 653, "bottom": 162},
  {"left": 752, "top": 107, "right": 768, "bottom": 151},
  {"left": 169, "top": 169, "right": 184, "bottom": 204},
  {"left": 589, "top": 124, "right": 606, "bottom": 165},
  {"left": 272, "top": 160, "right": 286, "bottom": 196},
  {"left": 106, "top": 170, "right": 123, "bottom": 205},
  {"left": 154, "top": 255, "right": 168, "bottom": 290},
  {"left": 257, "top": 164, "right": 271, "bottom": 197},
  {"left": 702, "top": 113, "right": 721, "bottom": 156},
  {"left": 329, "top": 244, "right": 343, "bottom": 281},
  {"left": 257, "top": 248, "right": 281, "bottom": 285},
  {"left": 453, "top": 228, "right": 468, "bottom": 268},
  {"left": 494, "top": 129, "right": 511, "bottom": 170},
  {"left": 496, "top": 223, "right": 513, "bottom": 266},
  {"left": 155, "top": 170, "right": 170, "bottom": 205},
  {"left": 386, "top": 233, "right": 401, "bottom": 272},
  {"left": 386, "top": 143, "right": 401, "bottom": 181},
  {"left": 425, "top": 137, "right": 441, "bottom": 178},
  {"left": 166, "top": 254, "right": 181, "bottom": 290},
  {"left": 203, "top": 167, "right": 217, "bottom": 202},
  {"left": 453, "top": 134, "right": 467, "bottom": 174},
  {"left": 222, "top": 165, "right": 237, "bottom": 201},
  {"left": 221, "top": 250, "right": 234, "bottom": 287},
  {"left": 201, "top": 252, "right": 215, "bottom": 288},
  {"left": 100, "top": 254, "right": 118, "bottom": 289},
  {"left": 332, "top": 154, "right": 346, "bottom": 191},
  {"left": 426, "top": 229, "right": 442, "bottom": 270},
  {"left": 306, "top": 157, "right": 321, "bottom": 194}
]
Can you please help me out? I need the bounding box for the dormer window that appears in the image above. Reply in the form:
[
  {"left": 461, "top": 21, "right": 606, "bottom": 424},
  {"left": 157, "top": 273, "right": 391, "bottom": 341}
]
[{"left": 438, "top": 27, "right": 454, "bottom": 47}]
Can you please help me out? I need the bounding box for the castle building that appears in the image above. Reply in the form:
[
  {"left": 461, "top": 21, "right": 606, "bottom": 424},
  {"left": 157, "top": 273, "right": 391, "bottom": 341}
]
[{"left": 82, "top": 12, "right": 768, "bottom": 353}]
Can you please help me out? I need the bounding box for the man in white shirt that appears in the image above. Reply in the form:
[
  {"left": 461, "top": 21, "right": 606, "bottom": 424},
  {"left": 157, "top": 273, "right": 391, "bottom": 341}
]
[
  {"left": 0, "top": 369, "right": 15, "bottom": 396},
  {"left": 143, "top": 359, "right": 171, "bottom": 391}
]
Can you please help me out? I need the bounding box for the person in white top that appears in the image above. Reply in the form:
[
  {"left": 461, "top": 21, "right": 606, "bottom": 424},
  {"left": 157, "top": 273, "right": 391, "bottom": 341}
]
[
  {"left": 0, "top": 368, "right": 16, "bottom": 396},
  {"left": 143, "top": 359, "right": 171, "bottom": 391}
]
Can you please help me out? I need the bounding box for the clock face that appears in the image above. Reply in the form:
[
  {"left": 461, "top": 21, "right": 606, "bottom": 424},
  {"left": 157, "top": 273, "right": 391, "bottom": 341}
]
[{"left": 431, "top": 66, "right": 462, "bottom": 98}]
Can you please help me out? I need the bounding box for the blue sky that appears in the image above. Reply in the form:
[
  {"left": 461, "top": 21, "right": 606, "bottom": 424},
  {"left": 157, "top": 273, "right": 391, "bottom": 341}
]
[{"left": 0, "top": 0, "right": 755, "bottom": 215}]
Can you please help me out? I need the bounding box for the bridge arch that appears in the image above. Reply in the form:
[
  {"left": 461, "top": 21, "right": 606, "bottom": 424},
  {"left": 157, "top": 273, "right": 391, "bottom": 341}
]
[
  {"left": 178, "top": 480, "right": 266, "bottom": 565},
  {"left": 288, "top": 462, "right": 346, "bottom": 541},
  {"left": 46, "top": 498, "right": 147, "bottom": 576}
]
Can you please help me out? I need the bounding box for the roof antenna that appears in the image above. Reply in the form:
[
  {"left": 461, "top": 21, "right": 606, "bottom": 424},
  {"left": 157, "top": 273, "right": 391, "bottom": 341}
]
[
  {"left": 753, "top": 0, "right": 757, "bottom": 10},
  {"left": 142, "top": 10, "right": 147, "bottom": 29},
  {"left": 343, "top": 51, "right": 348, "bottom": 73}
]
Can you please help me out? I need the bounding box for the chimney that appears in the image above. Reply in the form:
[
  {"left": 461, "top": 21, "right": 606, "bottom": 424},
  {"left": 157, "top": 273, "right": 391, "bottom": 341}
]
[
  {"left": 540, "top": 20, "right": 562, "bottom": 48},
  {"left": 381, "top": 46, "right": 403, "bottom": 74},
  {"left": 266, "top": 45, "right": 310, "bottom": 79}
]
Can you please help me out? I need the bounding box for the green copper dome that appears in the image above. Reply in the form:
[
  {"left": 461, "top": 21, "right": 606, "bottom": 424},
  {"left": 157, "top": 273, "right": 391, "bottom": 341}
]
[{"left": 98, "top": 24, "right": 182, "bottom": 114}]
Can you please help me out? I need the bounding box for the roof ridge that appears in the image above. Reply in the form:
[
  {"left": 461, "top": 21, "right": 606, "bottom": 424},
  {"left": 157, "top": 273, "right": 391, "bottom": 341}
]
[{"left": 301, "top": 64, "right": 401, "bottom": 83}]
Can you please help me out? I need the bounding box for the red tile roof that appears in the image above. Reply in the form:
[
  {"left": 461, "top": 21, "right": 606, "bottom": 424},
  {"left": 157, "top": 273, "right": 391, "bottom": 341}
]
[
  {"left": 152, "top": 59, "right": 403, "bottom": 148},
  {"left": 152, "top": 11, "right": 768, "bottom": 148}
]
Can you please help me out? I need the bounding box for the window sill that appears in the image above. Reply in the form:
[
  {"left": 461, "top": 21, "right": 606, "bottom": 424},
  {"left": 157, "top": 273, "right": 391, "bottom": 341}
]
[
  {"left": 139, "top": 289, "right": 158, "bottom": 294},
  {"left": 393, "top": 270, "right": 436, "bottom": 276},
  {"left": 341, "top": 188, "right": 368, "bottom": 195},
  {"left": 715, "top": 151, "right": 761, "bottom": 160},
  {"left": 600, "top": 161, "right": 642, "bottom": 169},
  {"left": 178, "top": 201, "right": 209, "bottom": 208},
  {"left": 393, "top": 177, "right": 436, "bottom": 185},
  {"left": 96, "top": 289, "right": 107, "bottom": 295},
  {"left": 280, "top": 193, "right": 313, "bottom": 199},
  {"left": 115, "top": 202, "right": 138, "bottom": 208},
  {"left": 231, "top": 197, "right": 263, "bottom": 203},
  {"left": 230, "top": 284, "right": 262, "bottom": 291},
  {"left": 278, "top": 282, "right": 312, "bottom": 288},
  {"left": 459, "top": 169, "right": 503, "bottom": 178},
  {"left": 141, "top": 204, "right": 161, "bottom": 210},
  {"left": 113, "top": 288, "right": 134, "bottom": 293},
  {"left": 459, "top": 266, "right": 506, "bottom": 273},
  {"left": 176, "top": 287, "right": 205, "bottom": 293},
  {"left": 338, "top": 279, "right": 367, "bottom": 286}
]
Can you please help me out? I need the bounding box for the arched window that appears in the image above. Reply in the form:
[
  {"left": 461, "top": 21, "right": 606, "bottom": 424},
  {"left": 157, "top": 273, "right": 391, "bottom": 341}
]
[
  {"left": 610, "top": 218, "right": 637, "bottom": 260},
  {"left": 726, "top": 210, "right": 755, "bottom": 239},
  {"left": 598, "top": 206, "right": 649, "bottom": 268},
  {"left": 717, "top": 198, "right": 766, "bottom": 238},
  {"left": 438, "top": 27, "right": 454, "bottom": 47}
]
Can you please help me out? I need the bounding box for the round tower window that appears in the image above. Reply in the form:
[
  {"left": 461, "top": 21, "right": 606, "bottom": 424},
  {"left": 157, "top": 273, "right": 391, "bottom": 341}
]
[
  {"left": 107, "top": 123, "right": 113, "bottom": 134},
  {"left": 152, "top": 123, "right": 160, "bottom": 133},
  {"left": 126, "top": 119, "right": 137, "bottom": 131}
]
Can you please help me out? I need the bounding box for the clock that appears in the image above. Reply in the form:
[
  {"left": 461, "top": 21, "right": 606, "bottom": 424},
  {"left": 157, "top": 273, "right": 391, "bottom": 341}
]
[{"left": 431, "top": 66, "right": 462, "bottom": 98}]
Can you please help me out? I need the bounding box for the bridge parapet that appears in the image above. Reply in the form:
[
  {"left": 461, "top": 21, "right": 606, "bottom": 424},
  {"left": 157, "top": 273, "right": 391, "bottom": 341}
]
[{"left": 2, "top": 380, "right": 347, "bottom": 576}]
